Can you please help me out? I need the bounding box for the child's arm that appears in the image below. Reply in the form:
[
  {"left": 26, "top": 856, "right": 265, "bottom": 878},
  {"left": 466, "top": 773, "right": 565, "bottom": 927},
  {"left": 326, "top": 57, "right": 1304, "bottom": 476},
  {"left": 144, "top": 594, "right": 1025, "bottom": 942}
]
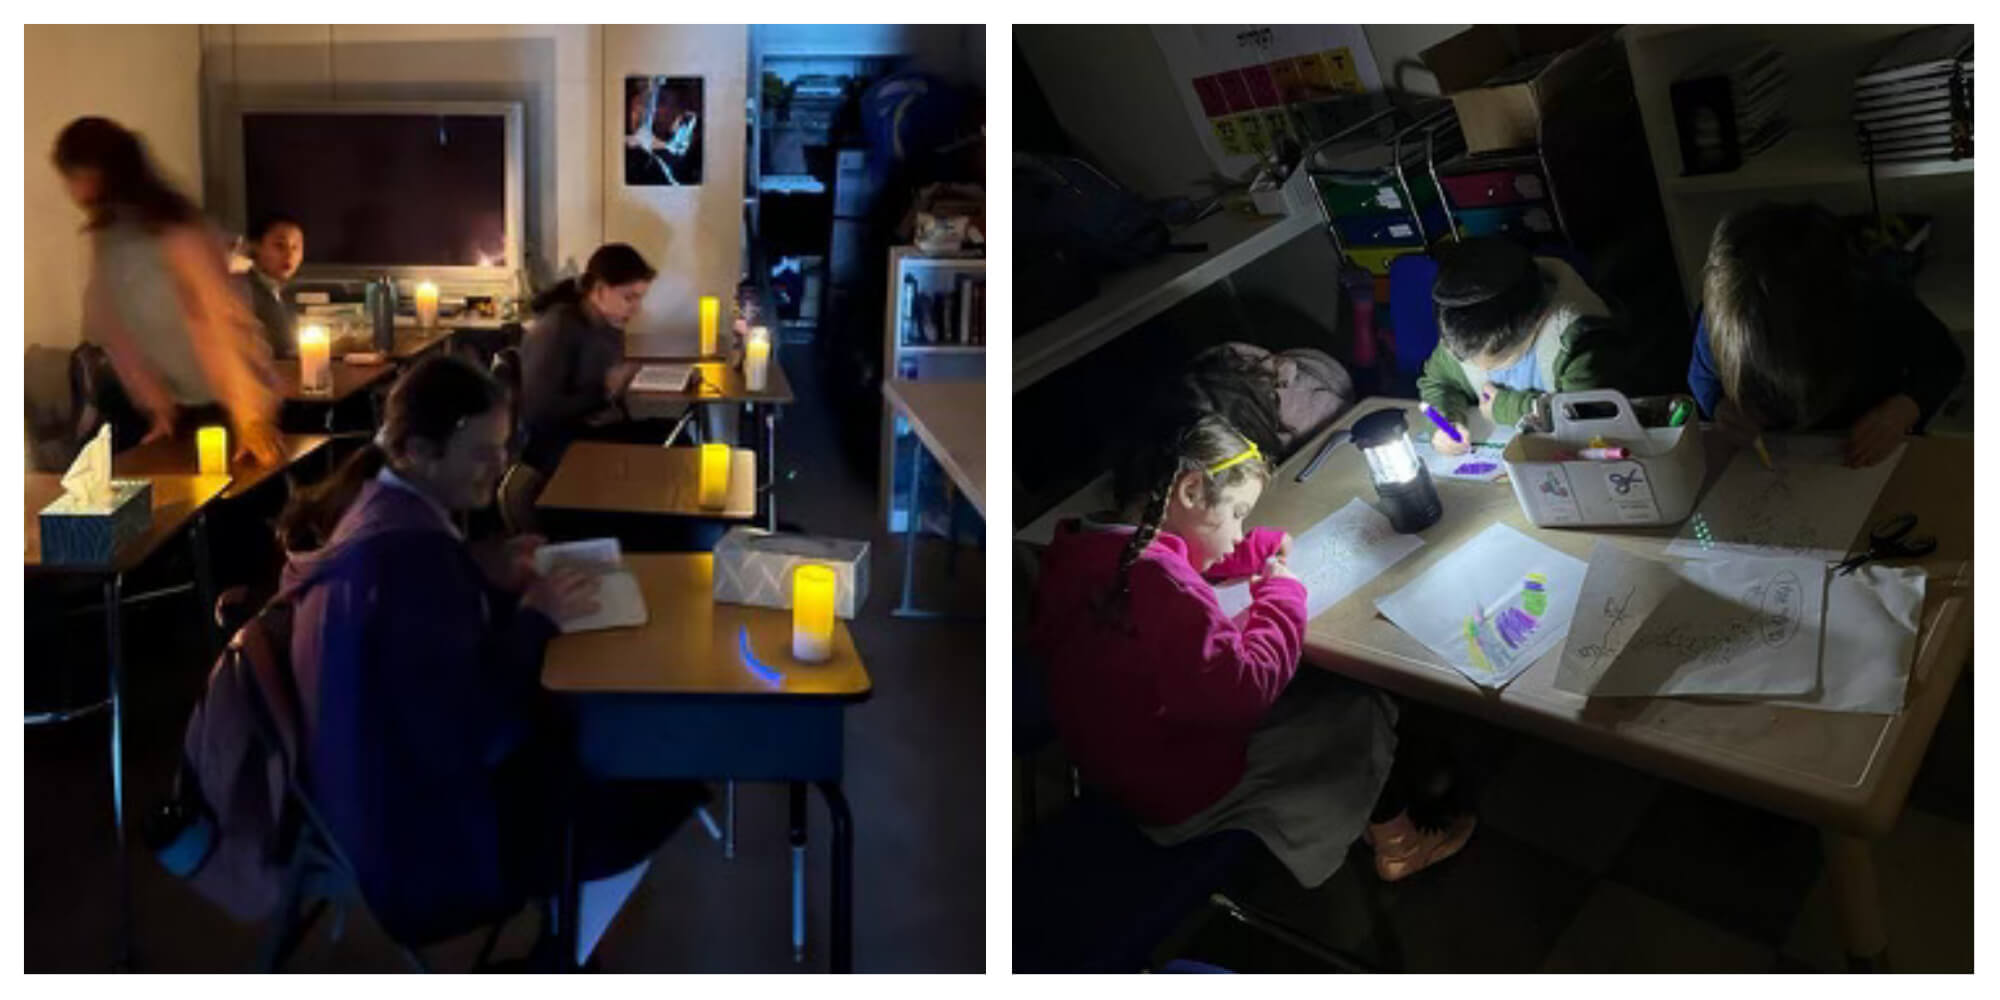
[
  {"left": 1202, "top": 527, "right": 1289, "bottom": 583},
  {"left": 1415, "top": 344, "right": 1477, "bottom": 423},
  {"left": 1530, "top": 316, "right": 1627, "bottom": 424},
  {"left": 1150, "top": 569, "right": 1309, "bottom": 728},
  {"left": 1686, "top": 313, "right": 1724, "bottom": 419}
]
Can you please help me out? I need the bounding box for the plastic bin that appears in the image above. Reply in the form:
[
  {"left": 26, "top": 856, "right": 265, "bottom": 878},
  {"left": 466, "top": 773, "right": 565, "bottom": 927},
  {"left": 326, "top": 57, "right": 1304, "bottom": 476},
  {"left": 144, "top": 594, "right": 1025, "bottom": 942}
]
[{"left": 1502, "top": 390, "right": 1704, "bottom": 528}]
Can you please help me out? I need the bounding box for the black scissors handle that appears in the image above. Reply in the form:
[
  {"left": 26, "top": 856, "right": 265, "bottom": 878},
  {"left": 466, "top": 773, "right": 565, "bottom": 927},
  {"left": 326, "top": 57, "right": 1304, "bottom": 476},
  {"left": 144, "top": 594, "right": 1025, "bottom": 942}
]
[{"left": 1839, "top": 513, "right": 1936, "bottom": 574}]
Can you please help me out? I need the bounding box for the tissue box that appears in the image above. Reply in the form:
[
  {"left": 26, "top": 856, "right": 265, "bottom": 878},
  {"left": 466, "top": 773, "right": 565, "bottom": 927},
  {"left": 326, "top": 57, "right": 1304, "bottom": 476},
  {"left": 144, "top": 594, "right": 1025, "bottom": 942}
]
[
  {"left": 38, "top": 479, "right": 153, "bottom": 565},
  {"left": 713, "top": 528, "right": 870, "bottom": 619}
]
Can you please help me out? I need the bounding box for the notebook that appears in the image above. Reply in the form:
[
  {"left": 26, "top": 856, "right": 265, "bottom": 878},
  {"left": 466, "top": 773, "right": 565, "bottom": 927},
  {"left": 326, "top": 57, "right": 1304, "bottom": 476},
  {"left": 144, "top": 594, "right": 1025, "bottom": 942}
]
[
  {"left": 628, "top": 364, "right": 694, "bottom": 393},
  {"left": 532, "top": 538, "right": 647, "bottom": 633}
]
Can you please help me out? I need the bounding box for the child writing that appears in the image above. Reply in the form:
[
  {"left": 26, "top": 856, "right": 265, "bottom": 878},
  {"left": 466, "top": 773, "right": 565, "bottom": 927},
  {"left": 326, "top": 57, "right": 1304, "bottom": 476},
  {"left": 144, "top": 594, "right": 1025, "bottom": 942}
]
[
  {"left": 1687, "top": 202, "right": 1964, "bottom": 467},
  {"left": 1416, "top": 237, "right": 1623, "bottom": 454},
  {"left": 1033, "top": 409, "right": 1473, "bottom": 885}
]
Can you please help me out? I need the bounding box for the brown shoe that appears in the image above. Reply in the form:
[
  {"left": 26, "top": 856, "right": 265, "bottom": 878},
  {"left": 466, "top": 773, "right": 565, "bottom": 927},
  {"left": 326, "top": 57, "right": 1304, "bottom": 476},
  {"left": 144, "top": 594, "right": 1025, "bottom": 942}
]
[{"left": 1362, "top": 810, "right": 1476, "bottom": 882}]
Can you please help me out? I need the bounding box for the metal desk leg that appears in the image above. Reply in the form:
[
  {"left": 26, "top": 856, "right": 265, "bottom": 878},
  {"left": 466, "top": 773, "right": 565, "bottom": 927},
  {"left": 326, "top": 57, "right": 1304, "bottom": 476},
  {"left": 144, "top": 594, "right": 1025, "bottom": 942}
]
[
  {"left": 789, "top": 782, "right": 808, "bottom": 964},
  {"left": 106, "top": 573, "right": 132, "bottom": 970},
  {"left": 761, "top": 403, "right": 778, "bottom": 532},
  {"left": 189, "top": 513, "right": 218, "bottom": 656},
  {"left": 724, "top": 780, "right": 737, "bottom": 860},
  {"left": 816, "top": 781, "right": 853, "bottom": 973},
  {"left": 893, "top": 439, "right": 928, "bottom": 618},
  {"left": 1823, "top": 828, "right": 1889, "bottom": 971},
  {"left": 555, "top": 814, "right": 581, "bottom": 971}
]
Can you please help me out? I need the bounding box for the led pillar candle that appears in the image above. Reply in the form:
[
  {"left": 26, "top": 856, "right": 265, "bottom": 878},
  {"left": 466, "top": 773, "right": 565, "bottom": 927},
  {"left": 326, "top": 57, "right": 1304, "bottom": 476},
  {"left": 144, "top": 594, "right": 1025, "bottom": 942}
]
[
  {"left": 197, "top": 426, "right": 228, "bottom": 476},
  {"left": 744, "top": 337, "right": 771, "bottom": 392},
  {"left": 414, "top": 281, "right": 440, "bottom": 328},
  {"left": 699, "top": 295, "right": 720, "bottom": 357},
  {"left": 699, "top": 443, "right": 731, "bottom": 509},
  {"left": 791, "top": 564, "right": 836, "bottom": 663},
  {"left": 298, "top": 324, "right": 332, "bottom": 396}
]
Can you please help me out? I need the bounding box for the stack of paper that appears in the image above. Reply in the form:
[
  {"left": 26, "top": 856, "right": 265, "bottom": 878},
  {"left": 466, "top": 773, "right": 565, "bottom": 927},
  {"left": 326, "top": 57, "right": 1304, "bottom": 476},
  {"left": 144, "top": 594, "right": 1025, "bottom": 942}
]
[{"left": 1854, "top": 25, "right": 1972, "bottom": 165}]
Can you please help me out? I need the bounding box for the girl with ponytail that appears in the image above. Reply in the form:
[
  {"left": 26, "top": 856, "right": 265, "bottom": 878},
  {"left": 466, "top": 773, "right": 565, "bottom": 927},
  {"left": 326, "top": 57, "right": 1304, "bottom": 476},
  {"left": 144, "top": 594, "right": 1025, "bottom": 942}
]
[
  {"left": 519, "top": 242, "right": 658, "bottom": 473},
  {"left": 1032, "top": 407, "right": 1475, "bottom": 888}
]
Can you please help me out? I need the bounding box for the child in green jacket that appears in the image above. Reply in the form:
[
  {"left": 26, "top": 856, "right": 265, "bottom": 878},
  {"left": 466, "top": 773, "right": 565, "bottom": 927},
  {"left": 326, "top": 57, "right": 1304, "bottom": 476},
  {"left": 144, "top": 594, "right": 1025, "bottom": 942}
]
[{"left": 1416, "top": 238, "right": 1624, "bottom": 454}]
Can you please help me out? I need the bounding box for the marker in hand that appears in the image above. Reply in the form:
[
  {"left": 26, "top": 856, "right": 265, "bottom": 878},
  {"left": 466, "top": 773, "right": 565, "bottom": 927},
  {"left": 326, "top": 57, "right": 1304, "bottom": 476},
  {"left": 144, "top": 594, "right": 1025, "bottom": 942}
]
[{"left": 1421, "top": 403, "right": 1462, "bottom": 443}]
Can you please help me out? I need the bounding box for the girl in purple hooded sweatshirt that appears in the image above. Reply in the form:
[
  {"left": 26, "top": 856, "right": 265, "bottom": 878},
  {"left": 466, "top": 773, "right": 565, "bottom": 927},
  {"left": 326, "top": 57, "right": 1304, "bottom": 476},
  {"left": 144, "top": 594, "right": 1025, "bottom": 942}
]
[{"left": 276, "top": 355, "right": 702, "bottom": 959}]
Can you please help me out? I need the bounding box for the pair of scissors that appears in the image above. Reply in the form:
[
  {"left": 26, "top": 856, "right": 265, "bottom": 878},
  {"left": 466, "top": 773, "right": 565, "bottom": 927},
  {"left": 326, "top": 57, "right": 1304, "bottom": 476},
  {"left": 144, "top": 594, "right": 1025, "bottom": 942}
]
[{"left": 1835, "top": 512, "right": 1937, "bottom": 575}]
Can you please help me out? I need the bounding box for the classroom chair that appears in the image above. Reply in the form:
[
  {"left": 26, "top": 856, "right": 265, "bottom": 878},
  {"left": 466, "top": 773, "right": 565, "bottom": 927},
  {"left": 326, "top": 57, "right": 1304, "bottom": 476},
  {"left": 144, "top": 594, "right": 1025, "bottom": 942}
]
[{"left": 68, "top": 341, "right": 145, "bottom": 453}]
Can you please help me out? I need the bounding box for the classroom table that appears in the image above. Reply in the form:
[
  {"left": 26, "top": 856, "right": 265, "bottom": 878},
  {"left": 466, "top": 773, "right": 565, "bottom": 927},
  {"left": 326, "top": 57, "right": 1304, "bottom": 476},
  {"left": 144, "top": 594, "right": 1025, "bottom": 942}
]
[
  {"left": 535, "top": 442, "right": 759, "bottom": 520},
  {"left": 25, "top": 471, "right": 231, "bottom": 969},
  {"left": 622, "top": 355, "right": 795, "bottom": 531},
  {"left": 882, "top": 378, "right": 985, "bottom": 618},
  {"left": 542, "top": 553, "right": 872, "bottom": 972},
  {"left": 390, "top": 325, "right": 455, "bottom": 361},
  {"left": 113, "top": 433, "right": 331, "bottom": 500},
  {"left": 273, "top": 357, "right": 399, "bottom": 432},
  {"left": 1252, "top": 398, "right": 1972, "bottom": 971}
]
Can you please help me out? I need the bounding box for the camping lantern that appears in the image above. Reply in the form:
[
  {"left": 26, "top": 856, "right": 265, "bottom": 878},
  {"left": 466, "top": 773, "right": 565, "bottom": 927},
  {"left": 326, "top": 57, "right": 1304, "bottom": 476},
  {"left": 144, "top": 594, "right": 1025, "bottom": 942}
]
[{"left": 1351, "top": 408, "right": 1442, "bottom": 534}]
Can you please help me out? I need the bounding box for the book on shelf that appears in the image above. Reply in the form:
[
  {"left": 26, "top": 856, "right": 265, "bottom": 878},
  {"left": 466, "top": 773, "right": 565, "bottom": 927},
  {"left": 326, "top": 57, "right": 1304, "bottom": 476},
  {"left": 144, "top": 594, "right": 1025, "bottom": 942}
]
[{"left": 1855, "top": 25, "right": 1972, "bottom": 89}]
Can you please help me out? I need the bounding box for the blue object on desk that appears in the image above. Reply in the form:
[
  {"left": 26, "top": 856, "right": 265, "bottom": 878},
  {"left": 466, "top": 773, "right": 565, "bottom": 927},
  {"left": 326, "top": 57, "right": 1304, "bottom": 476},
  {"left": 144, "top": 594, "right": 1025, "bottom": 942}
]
[{"left": 737, "top": 626, "right": 786, "bottom": 687}]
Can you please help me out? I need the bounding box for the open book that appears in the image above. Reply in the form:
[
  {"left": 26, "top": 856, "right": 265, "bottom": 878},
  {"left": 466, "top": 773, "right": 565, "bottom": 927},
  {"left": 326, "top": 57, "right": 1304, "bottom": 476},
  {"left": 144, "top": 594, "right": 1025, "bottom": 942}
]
[
  {"left": 532, "top": 538, "right": 648, "bottom": 633},
  {"left": 628, "top": 363, "right": 694, "bottom": 393}
]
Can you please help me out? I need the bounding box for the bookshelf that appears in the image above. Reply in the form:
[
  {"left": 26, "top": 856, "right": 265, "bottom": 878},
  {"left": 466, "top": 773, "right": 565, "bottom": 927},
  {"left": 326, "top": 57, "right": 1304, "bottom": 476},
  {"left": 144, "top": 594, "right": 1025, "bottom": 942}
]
[{"left": 880, "top": 246, "right": 985, "bottom": 534}]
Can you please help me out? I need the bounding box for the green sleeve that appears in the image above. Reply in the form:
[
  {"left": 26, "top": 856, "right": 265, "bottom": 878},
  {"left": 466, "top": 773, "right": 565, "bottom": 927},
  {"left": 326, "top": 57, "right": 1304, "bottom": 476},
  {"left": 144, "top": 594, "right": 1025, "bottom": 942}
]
[
  {"left": 1416, "top": 345, "right": 1477, "bottom": 423},
  {"left": 1489, "top": 388, "right": 1536, "bottom": 426}
]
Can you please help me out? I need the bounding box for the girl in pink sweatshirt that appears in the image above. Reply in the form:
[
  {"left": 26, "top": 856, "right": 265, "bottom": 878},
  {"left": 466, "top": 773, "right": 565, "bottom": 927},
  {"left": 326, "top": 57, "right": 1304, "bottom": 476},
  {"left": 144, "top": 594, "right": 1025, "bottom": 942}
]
[{"left": 1033, "top": 412, "right": 1474, "bottom": 885}]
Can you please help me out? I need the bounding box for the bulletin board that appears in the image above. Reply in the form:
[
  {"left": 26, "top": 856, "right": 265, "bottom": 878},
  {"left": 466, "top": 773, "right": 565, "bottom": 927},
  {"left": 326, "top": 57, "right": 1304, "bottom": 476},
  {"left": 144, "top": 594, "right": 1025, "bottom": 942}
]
[{"left": 1153, "top": 25, "right": 1383, "bottom": 174}]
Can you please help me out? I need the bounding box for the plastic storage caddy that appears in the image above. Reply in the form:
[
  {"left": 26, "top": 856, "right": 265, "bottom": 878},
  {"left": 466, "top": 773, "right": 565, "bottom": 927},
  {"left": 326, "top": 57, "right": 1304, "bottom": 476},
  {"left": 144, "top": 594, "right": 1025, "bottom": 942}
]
[{"left": 1501, "top": 389, "right": 1704, "bottom": 528}]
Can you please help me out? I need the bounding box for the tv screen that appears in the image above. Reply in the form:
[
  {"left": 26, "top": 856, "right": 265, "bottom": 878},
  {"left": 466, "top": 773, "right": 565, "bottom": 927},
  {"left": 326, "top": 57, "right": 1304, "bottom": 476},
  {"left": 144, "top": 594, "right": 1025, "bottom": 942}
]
[{"left": 242, "top": 111, "right": 509, "bottom": 269}]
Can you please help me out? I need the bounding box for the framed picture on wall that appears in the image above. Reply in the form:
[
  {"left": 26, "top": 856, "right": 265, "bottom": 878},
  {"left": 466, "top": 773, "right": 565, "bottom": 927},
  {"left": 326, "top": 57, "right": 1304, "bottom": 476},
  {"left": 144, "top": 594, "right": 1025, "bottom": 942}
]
[{"left": 624, "top": 75, "right": 704, "bottom": 186}]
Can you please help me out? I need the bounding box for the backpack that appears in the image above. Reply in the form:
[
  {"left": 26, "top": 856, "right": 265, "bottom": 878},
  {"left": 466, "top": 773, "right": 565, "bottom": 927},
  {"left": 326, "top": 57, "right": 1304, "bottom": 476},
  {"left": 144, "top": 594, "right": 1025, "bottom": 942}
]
[{"left": 147, "top": 592, "right": 309, "bottom": 923}]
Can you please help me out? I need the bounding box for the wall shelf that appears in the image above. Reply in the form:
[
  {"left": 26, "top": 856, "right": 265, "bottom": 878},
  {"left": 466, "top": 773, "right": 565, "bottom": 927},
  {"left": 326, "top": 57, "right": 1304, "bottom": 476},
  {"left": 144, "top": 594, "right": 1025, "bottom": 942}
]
[{"left": 1666, "top": 125, "right": 1972, "bottom": 195}]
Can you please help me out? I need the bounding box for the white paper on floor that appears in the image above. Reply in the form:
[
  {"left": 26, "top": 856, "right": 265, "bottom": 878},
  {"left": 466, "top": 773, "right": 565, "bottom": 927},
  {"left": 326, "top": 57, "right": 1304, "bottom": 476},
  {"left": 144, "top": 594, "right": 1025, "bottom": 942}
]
[
  {"left": 1554, "top": 544, "right": 1826, "bottom": 698},
  {"left": 1665, "top": 435, "right": 1904, "bottom": 561},
  {"left": 1211, "top": 498, "right": 1425, "bottom": 621},
  {"left": 1373, "top": 522, "right": 1587, "bottom": 689}
]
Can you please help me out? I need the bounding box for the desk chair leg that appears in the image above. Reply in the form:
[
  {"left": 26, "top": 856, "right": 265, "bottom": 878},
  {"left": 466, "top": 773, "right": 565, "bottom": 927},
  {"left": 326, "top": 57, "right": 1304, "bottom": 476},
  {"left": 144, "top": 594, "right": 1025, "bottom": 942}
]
[
  {"left": 725, "top": 781, "right": 737, "bottom": 860},
  {"left": 789, "top": 782, "right": 808, "bottom": 964},
  {"left": 815, "top": 781, "right": 853, "bottom": 973},
  {"left": 190, "top": 513, "right": 219, "bottom": 657},
  {"left": 1823, "top": 829, "right": 1889, "bottom": 971},
  {"left": 555, "top": 816, "right": 581, "bottom": 972},
  {"left": 105, "top": 573, "right": 133, "bottom": 971}
]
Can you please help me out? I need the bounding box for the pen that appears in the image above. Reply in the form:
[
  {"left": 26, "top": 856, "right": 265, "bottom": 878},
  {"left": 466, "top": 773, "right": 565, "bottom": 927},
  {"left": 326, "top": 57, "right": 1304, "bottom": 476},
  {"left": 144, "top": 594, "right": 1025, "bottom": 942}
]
[
  {"left": 1667, "top": 399, "right": 1692, "bottom": 427},
  {"left": 1420, "top": 403, "right": 1462, "bottom": 443},
  {"left": 1295, "top": 430, "right": 1351, "bottom": 483},
  {"left": 1753, "top": 436, "right": 1774, "bottom": 470}
]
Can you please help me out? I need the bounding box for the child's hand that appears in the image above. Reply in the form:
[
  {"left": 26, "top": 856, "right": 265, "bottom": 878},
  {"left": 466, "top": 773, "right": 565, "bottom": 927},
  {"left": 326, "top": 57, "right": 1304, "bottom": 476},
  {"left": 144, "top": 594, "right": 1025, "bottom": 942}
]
[
  {"left": 1274, "top": 532, "right": 1293, "bottom": 563},
  {"left": 1432, "top": 426, "right": 1470, "bottom": 456},
  {"left": 1256, "top": 555, "right": 1298, "bottom": 585},
  {"left": 1846, "top": 394, "right": 1919, "bottom": 467},
  {"left": 1478, "top": 385, "right": 1499, "bottom": 422}
]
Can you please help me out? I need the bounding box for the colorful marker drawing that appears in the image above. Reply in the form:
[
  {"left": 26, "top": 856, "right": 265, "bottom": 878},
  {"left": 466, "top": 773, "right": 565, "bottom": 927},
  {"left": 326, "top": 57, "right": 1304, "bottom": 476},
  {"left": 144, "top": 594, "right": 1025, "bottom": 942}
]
[
  {"left": 1464, "top": 573, "right": 1550, "bottom": 674},
  {"left": 1454, "top": 461, "right": 1500, "bottom": 476}
]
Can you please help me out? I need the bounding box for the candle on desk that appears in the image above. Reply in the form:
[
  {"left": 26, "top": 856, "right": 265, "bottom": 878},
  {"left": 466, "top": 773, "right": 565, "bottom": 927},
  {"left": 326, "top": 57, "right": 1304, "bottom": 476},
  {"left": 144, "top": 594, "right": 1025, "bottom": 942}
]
[
  {"left": 698, "top": 443, "right": 731, "bottom": 510},
  {"left": 197, "top": 426, "right": 228, "bottom": 476},
  {"left": 298, "top": 324, "right": 332, "bottom": 395},
  {"left": 699, "top": 295, "right": 720, "bottom": 357},
  {"left": 744, "top": 337, "right": 771, "bottom": 392},
  {"left": 791, "top": 564, "right": 836, "bottom": 663},
  {"left": 415, "top": 281, "right": 440, "bottom": 328}
]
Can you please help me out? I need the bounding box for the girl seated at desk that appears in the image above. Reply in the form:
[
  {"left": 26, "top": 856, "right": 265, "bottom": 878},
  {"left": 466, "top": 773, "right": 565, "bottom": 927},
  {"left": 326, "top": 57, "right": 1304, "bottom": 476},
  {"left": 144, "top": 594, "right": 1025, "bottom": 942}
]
[
  {"left": 1032, "top": 407, "right": 1476, "bottom": 887},
  {"left": 518, "top": 242, "right": 658, "bottom": 474},
  {"left": 277, "top": 354, "right": 703, "bottom": 957}
]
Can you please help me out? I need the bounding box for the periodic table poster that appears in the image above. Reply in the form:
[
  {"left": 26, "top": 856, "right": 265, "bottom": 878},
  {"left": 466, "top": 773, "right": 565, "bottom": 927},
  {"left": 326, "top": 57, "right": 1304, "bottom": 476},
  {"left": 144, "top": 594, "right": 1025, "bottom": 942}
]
[{"left": 1153, "top": 25, "right": 1382, "bottom": 173}]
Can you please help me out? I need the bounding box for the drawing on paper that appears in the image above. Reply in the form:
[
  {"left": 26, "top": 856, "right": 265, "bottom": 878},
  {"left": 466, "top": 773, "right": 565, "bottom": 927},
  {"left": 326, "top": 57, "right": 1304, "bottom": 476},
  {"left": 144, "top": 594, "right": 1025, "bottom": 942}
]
[
  {"left": 1667, "top": 436, "right": 1903, "bottom": 560},
  {"left": 1210, "top": 499, "right": 1423, "bottom": 620},
  {"left": 1464, "top": 573, "right": 1550, "bottom": 674}
]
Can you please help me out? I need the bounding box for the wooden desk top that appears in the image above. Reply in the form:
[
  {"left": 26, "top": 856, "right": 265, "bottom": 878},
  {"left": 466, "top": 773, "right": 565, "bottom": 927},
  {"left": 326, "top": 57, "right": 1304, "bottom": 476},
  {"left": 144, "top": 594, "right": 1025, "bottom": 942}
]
[
  {"left": 885, "top": 378, "right": 986, "bottom": 516},
  {"left": 274, "top": 358, "right": 399, "bottom": 403},
  {"left": 622, "top": 355, "right": 797, "bottom": 417},
  {"left": 114, "top": 434, "right": 331, "bottom": 499},
  {"left": 542, "top": 553, "right": 872, "bottom": 700},
  {"left": 25, "top": 473, "right": 229, "bottom": 574},
  {"left": 390, "top": 327, "right": 455, "bottom": 360},
  {"left": 536, "top": 442, "right": 758, "bottom": 519},
  {"left": 1258, "top": 398, "right": 1973, "bottom": 837}
]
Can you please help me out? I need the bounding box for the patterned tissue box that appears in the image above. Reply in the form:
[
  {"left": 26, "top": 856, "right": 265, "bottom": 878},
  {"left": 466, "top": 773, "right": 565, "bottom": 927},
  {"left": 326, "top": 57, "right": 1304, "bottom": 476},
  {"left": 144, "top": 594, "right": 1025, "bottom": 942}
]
[
  {"left": 712, "top": 527, "right": 870, "bottom": 619},
  {"left": 38, "top": 479, "right": 153, "bottom": 565}
]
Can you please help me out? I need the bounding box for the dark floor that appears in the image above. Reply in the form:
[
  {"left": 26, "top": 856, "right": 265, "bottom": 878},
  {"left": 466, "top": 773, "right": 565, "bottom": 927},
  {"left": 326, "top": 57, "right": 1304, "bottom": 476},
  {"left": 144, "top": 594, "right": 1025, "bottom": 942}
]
[
  {"left": 1159, "top": 670, "right": 1974, "bottom": 973},
  {"left": 24, "top": 350, "right": 987, "bottom": 972}
]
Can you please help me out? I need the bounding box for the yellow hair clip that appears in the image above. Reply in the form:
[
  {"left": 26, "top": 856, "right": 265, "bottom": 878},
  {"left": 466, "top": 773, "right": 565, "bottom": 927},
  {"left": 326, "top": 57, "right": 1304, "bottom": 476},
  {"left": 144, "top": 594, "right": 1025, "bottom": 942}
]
[{"left": 1205, "top": 440, "right": 1263, "bottom": 476}]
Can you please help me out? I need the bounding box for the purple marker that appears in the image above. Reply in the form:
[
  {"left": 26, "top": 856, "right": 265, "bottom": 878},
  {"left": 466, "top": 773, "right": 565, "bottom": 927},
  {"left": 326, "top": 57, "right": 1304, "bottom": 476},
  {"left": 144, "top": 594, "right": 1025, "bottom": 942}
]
[{"left": 1421, "top": 403, "right": 1462, "bottom": 443}]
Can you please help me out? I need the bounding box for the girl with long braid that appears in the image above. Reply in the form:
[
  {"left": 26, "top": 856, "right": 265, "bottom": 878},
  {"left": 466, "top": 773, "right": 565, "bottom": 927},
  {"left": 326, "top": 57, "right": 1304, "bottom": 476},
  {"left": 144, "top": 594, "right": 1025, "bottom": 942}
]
[{"left": 1032, "top": 410, "right": 1475, "bottom": 886}]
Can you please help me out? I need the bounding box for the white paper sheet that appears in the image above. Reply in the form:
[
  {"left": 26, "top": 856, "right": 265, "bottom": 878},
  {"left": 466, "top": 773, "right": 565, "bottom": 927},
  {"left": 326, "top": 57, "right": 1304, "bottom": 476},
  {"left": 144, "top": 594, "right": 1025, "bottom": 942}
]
[
  {"left": 1761, "top": 564, "right": 1925, "bottom": 714},
  {"left": 1665, "top": 435, "right": 1904, "bottom": 561},
  {"left": 1555, "top": 545, "right": 1825, "bottom": 698},
  {"left": 628, "top": 363, "right": 693, "bottom": 393},
  {"left": 1415, "top": 415, "right": 1516, "bottom": 482},
  {"left": 1373, "top": 523, "right": 1587, "bottom": 689},
  {"left": 533, "top": 538, "right": 648, "bottom": 633},
  {"left": 1211, "top": 498, "right": 1425, "bottom": 621}
]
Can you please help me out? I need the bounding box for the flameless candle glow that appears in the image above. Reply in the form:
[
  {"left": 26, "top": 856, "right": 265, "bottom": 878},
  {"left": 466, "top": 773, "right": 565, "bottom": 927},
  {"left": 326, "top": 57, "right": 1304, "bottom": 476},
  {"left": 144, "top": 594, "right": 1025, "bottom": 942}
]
[
  {"left": 698, "top": 443, "right": 731, "bottom": 509},
  {"left": 298, "top": 324, "right": 332, "bottom": 395},
  {"left": 699, "top": 295, "right": 720, "bottom": 356},
  {"left": 415, "top": 281, "right": 440, "bottom": 328},
  {"left": 791, "top": 564, "right": 836, "bottom": 663},
  {"left": 744, "top": 338, "right": 771, "bottom": 392},
  {"left": 197, "top": 426, "right": 228, "bottom": 476}
]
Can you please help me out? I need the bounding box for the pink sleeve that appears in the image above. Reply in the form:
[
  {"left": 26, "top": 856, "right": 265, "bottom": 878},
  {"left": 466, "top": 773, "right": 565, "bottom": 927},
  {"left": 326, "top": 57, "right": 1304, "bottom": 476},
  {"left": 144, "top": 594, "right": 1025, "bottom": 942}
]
[
  {"left": 1145, "top": 566, "right": 1307, "bottom": 729},
  {"left": 1202, "top": 527, "right": 1289, "bottom": 582}
]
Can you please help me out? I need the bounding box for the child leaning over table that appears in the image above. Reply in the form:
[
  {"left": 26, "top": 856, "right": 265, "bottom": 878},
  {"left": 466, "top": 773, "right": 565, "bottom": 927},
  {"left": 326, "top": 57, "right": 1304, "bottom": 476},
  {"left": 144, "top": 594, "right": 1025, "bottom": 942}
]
[
  {"left": 1416, "top": 237, "right": 1627, "bottom": 454},
  {"left": 1032, "top": 408, "right": 1474, "bottom": 886}
]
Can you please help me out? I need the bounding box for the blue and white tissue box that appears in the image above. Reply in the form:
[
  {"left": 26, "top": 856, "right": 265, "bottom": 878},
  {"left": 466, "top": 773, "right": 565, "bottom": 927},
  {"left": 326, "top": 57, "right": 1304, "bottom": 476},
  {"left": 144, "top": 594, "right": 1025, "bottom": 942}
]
[{"left": 39, "top": 479, "right": 153, "bottom": 565}]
